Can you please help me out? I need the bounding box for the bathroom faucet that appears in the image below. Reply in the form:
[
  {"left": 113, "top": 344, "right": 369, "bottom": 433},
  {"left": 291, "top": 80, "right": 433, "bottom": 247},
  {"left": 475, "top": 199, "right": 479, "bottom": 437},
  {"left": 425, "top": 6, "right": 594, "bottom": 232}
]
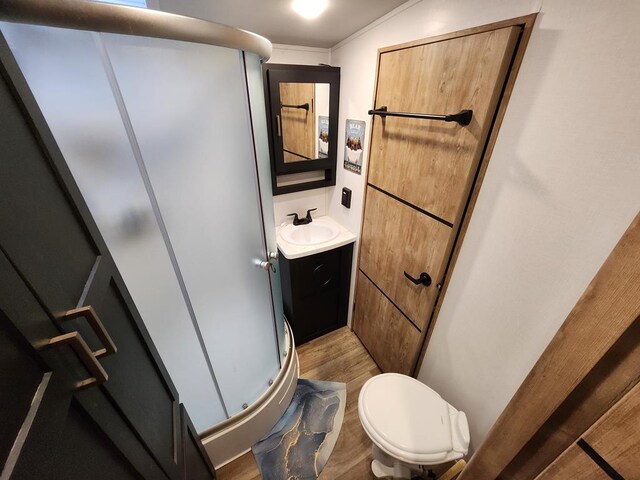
[{"left": 287, "top": 208, "right": 317, "bottom": 226}]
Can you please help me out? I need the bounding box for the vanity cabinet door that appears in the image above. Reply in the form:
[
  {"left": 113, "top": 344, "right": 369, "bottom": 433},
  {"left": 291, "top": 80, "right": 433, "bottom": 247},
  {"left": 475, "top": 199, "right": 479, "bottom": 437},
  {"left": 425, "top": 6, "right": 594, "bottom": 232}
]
[{"left": 280, "top": 244, "right": 353, "bottom": 346}]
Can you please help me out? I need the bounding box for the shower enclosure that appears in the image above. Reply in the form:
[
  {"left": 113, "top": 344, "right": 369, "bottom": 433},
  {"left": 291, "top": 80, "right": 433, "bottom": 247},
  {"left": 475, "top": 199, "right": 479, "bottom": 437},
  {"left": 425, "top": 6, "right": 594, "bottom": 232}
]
[{"left": 0, "top": 1, "right": 289, "bottom": 437}]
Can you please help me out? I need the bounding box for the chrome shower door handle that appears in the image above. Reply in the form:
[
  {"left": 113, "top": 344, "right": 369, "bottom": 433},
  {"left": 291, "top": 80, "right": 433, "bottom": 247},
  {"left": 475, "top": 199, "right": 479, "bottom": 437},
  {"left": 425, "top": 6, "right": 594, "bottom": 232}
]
[{"left": 256, "top": 256, "right": 277, "bottom": 273}]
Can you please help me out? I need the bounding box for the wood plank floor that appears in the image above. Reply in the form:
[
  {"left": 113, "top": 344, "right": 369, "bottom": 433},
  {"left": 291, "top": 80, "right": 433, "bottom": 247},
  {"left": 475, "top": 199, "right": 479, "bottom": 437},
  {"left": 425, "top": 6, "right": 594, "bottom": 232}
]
[{"left": 217, "top": 327, "right": 381, "bottom": 479}]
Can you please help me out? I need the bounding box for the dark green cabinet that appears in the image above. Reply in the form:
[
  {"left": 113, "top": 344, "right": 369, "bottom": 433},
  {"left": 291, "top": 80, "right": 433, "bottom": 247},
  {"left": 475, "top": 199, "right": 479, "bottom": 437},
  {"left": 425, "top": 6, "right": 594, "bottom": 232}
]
[{"left": 0, "top": 39, "right": 215, "bottom": 480}]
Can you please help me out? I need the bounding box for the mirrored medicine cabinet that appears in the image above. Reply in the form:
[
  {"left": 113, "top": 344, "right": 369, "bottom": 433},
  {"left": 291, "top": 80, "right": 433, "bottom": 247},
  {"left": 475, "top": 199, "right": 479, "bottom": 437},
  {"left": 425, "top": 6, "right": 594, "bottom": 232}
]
[{"left": 262, "top": 63, "right": 340, "bottom": 195}]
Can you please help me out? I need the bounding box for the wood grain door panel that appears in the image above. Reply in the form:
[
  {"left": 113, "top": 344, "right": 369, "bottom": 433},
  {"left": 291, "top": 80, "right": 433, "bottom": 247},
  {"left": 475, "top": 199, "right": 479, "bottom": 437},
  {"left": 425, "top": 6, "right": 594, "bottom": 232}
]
[
  {"left": 280, "top": 82, "right": 315, "bottom": 162},
  {"left": 360, "top": 186, "right": 453, "bottom": 330},
  {"left": 353, "top": 271, "right": 422, "bottom": 374},
  {"left": 580, "top": 381, "right": 640, "bottom": 478},
  {"left": 535, "top": 445, "right": 609, "bottom": 480},
  {"left": 368, "top": 26, "right": 519, "bottom": 224}
]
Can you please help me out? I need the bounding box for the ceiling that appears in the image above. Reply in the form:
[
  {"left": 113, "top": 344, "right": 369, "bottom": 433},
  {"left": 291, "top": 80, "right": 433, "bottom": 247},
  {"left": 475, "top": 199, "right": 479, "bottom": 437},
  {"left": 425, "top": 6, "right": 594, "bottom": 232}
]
[{"left": 155, "top": 0, "right": 409, "bottom": 48}]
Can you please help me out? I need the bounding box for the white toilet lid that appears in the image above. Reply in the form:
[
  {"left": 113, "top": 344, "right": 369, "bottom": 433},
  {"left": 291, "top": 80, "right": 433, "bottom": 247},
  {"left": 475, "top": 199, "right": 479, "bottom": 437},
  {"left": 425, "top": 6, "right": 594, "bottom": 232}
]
[{"left": 359, "top": 374, "right": 453, "bottom": 463}]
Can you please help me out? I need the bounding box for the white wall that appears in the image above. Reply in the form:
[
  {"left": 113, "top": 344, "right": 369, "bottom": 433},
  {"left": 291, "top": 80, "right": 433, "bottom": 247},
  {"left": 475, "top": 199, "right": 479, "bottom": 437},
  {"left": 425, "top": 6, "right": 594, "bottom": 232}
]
[
  {"left": 329, "top": 0, "right": 640, "bottom": 451},
  {"left": 269, "top": 44, "right": 330, "bottom": 66}
]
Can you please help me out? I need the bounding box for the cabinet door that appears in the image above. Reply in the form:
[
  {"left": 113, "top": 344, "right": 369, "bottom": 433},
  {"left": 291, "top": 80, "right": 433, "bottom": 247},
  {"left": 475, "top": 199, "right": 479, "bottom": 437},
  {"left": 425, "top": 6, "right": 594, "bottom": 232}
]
[
  {"left": 181, "top": 406, "right": 217, "bottom": 480},
  {"left": 537, "top": 381, "right": 640, "bottom": 479},
  {"left": 580, "top": 381, "right": 640, "bottom": 478},
  {"left": 355, "top": 26, "right": 520, "bottom": 373},
  {"left": 0, "top": 48, "right": 191, "bottom": 479},
  {"left": 535, "top": 445, "right": 610, "bottom": 480},
  {"left": 0, "top": 251, "right": 144, "bottom": 480}
]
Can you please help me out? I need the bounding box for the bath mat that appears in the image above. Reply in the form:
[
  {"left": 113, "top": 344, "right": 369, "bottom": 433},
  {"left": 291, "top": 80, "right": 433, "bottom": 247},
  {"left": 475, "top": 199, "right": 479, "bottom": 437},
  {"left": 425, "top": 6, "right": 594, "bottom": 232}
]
[{"left": 252, "top": 379, "right": 347, "bottom": 480}]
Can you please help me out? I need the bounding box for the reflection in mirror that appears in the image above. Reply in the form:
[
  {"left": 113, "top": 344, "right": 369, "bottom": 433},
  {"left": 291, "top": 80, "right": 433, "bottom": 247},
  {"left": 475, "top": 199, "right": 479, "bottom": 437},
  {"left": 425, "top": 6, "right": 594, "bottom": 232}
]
[{"left": 279, "top": 82, "right": 330, "bottom": 163}]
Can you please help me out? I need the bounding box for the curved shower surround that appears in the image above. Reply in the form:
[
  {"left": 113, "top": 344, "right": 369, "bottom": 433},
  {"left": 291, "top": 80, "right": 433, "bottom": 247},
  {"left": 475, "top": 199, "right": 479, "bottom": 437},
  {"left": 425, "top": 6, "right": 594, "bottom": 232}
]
[{"left": 1, "top": 5, "right": 292, "bottom": 445}]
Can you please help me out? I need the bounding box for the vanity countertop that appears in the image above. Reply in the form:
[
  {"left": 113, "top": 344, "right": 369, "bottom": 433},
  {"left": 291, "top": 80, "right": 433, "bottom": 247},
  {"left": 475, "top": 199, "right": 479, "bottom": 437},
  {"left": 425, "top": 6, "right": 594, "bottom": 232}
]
[{"left": 276, "top": 215, "right": 356, "bottom": 260}]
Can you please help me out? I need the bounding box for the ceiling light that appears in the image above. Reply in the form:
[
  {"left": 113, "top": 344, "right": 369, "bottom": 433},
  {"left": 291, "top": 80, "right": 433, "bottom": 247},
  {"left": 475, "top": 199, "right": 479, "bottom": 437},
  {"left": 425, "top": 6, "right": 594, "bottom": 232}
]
[{"left": 292, "top": 0, "right": 328, "bottom": 20}]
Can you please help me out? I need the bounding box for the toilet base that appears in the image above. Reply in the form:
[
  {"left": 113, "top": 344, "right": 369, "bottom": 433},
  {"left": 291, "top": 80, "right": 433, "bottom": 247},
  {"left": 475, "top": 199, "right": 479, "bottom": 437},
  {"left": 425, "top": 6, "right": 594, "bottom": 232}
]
[{"left": 371, "top": 445, "right": 428, "bottom": 479}]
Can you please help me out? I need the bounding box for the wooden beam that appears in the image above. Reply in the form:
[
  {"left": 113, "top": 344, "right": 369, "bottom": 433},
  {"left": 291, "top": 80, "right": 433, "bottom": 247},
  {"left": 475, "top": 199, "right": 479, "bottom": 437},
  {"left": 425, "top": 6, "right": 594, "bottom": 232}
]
[{"left": 459, "top": 211, "right": 640, "bottom": 479}]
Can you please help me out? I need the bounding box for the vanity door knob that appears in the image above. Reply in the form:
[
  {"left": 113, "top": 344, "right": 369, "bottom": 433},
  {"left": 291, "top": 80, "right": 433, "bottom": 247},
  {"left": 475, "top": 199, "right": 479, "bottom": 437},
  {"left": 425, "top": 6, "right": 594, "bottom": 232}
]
[
  {"left": 404, "top": 271, "right": 432, "bottom": 287},
  {"left": 268, "top": 251, "right": 279, "bottom": 260}
]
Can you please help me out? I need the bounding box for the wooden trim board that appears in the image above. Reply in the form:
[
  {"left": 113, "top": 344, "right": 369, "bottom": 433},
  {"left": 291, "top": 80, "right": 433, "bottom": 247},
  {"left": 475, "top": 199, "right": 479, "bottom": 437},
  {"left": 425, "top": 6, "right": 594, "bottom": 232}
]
[{"left": 459, "top": 210, "right": 640, "bottom": 479}]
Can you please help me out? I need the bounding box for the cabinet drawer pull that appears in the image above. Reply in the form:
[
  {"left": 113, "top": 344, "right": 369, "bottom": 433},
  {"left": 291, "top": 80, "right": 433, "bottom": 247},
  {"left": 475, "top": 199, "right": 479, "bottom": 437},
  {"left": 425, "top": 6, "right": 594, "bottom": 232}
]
[
  {"left": 63, "top": 306, "right": 117, "bottom": 358},
  {"left": 46, "top": 331, "right": 108, "bottom": 389},
  {"left": 404, "top": 271, "right": 432, "bottom": 287}
]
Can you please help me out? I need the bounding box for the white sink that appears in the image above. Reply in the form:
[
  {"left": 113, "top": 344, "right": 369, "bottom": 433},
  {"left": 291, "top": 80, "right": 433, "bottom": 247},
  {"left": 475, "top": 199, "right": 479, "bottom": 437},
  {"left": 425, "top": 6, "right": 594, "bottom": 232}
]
[{"left": 280, "top": 219, "right": 340, "bottom": 246}]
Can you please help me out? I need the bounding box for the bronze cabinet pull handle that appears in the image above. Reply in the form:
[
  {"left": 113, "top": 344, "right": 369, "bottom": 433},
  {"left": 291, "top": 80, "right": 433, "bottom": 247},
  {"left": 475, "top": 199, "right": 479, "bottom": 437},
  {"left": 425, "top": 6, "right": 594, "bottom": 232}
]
[
  {"left": 46, "top": 331, "right": 108, "bottom": 389},
  {"left": 276, "top": 114, "right": 282, "bottom": 137},
  {"left": 63, "top": 306, "right": 117, "bottom": 358}
]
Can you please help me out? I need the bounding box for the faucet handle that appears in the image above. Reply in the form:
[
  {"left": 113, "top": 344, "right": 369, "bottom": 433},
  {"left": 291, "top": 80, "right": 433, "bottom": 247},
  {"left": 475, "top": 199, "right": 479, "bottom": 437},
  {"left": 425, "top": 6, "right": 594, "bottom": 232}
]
[
  {"left": 287, "top": 213, "right": 300, "bottom": 225},
  {"left": 305, "top": 208, "right": 317, "bottom": 221}
]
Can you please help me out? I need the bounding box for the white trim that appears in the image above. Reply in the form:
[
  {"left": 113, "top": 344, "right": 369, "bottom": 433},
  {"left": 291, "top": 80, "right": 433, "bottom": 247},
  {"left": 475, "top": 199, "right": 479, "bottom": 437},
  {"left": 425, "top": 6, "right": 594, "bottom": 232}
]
[
  {"left": 272, "top": 43, "right": 331, "bottom": 54},
  {"left": 331, "top": 0, "right": 423, "bottom": 52}
]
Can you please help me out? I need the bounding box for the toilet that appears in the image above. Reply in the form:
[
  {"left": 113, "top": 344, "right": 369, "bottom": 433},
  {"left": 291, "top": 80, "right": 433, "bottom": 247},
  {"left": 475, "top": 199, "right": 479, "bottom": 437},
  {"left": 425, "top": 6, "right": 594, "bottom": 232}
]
[{"left": 358, "top": 373, "right": 470, "bottom": 479}]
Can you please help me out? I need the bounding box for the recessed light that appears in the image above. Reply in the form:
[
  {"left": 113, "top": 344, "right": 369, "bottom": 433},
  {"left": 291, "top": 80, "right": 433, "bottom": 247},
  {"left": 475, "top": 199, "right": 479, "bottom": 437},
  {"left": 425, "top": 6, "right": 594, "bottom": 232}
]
[{"left": 292, "top": 0, "right": 328, "bottom": 20}]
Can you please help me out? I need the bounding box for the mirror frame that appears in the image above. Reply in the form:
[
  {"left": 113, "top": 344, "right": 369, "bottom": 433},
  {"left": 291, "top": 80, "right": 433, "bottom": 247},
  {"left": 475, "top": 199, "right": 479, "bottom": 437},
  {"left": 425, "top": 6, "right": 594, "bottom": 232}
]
[{"left": 262, "top": 63, "right": 340, "bottom": 195}]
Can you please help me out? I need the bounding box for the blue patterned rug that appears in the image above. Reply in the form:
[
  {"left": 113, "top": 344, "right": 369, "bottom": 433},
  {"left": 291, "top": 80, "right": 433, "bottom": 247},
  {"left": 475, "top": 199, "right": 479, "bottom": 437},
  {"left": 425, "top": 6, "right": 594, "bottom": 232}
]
[{"left": 252, "top": 379, "right": 347, "bottom": 479}]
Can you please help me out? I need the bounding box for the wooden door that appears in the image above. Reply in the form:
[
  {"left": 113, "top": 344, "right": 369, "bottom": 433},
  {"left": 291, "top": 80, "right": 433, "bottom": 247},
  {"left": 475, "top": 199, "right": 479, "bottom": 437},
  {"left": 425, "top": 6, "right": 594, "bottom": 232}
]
[
  {"left": 280, "top": 82, "right": 315, "bottom": 162},
  {"left": 536, "top": 381, "right": 640, "bottom": 479},
  {"left": 354, "top": 27, "right": 520, "bottom": 373},
  {"left": 0, "top": 44, "right": 214, "bottom": 479}
]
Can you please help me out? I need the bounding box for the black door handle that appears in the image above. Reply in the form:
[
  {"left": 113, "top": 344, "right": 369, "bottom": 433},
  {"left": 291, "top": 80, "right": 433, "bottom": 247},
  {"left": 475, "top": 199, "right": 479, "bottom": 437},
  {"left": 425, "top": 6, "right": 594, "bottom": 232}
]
[{"left": 404, "top": 271, "right": 432, "bottom": 287}]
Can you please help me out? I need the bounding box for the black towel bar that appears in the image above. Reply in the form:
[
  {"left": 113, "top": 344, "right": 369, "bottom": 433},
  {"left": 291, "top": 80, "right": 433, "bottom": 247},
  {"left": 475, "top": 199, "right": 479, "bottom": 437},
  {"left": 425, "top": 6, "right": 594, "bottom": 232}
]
[
  {"left": 281, "top": 102, "right": 310, "bottom": 111},
  {"left": 368, "top": 106, "right": 472, "bottom": 126}
]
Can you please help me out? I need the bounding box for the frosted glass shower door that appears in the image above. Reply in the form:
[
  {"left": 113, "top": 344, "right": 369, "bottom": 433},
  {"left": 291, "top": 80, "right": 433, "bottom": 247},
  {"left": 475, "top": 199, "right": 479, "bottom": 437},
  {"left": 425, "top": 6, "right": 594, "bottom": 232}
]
[
  {"left": 244, "top": 53, "right": 286, "bottom": 358},
  {"left": 101, "top": 34, "right": 280, "bottom": 416}
]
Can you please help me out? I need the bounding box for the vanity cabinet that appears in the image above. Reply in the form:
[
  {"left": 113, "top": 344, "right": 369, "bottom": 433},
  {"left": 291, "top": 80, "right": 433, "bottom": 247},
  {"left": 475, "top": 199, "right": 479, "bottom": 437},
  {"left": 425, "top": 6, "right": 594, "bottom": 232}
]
[{"left": 279, "top": 243, "right": 354, "bottom": 345}]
